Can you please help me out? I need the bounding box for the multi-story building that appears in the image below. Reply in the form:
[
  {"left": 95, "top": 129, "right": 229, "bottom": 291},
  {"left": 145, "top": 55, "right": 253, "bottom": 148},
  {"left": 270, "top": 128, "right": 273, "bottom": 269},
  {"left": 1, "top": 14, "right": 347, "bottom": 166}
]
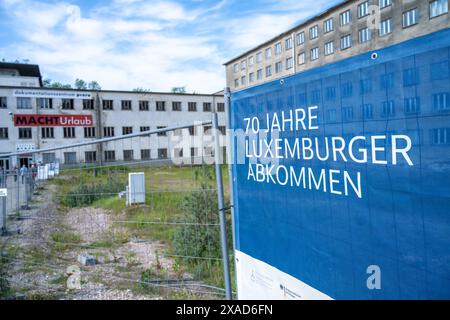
[
  {"left": 225, "top": 0, "right": 449, "bottom": 90},
  {"left": 0, "top": 63, "right": 226, "bottom": 169}
]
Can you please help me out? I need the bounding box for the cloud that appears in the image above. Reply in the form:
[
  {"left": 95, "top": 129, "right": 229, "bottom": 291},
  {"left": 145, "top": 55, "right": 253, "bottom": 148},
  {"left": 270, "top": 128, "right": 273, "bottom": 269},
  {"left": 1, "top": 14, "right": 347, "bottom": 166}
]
[{"left": 0, "top": 0, "right": 340, "bottom": 92}]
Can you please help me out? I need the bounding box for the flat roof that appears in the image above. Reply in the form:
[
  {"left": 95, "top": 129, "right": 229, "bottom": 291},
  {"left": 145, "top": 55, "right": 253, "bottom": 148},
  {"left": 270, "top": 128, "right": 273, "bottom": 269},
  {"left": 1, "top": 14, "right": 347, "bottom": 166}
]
[
  {"left": 0, "top": 62, "right": 43, "bottom": 86},
  {"left": 0, "top": 85, "right": 223, "bottom": 97},
  {"left": 223, "top": 0, "right": 350, "bottom": 66}
]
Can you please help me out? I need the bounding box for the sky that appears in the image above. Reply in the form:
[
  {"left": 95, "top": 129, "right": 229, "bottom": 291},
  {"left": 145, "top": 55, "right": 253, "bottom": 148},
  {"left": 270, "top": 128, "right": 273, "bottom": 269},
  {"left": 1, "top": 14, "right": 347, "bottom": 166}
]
[{"left": 0, "top": 0, "right": 341, "bottom": 93}]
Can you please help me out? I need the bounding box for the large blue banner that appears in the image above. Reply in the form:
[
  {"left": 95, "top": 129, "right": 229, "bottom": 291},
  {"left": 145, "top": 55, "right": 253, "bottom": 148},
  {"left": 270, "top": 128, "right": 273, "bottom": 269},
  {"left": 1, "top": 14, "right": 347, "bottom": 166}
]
[{"left": 230, "top": 28, "right": 450, "bottom": 299}]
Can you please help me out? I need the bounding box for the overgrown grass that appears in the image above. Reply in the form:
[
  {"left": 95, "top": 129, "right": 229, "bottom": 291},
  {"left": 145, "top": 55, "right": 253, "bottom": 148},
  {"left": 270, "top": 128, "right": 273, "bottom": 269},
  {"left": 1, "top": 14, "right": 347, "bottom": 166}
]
[{"left": 53, "top": 164, "right": 233, "bottom": 293}]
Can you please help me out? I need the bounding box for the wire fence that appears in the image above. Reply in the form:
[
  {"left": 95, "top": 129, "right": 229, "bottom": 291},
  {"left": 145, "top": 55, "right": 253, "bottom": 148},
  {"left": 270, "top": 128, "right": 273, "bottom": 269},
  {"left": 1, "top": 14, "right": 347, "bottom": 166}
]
[{"left": 0, "top": 120, "right": 234, "bottom": 300}]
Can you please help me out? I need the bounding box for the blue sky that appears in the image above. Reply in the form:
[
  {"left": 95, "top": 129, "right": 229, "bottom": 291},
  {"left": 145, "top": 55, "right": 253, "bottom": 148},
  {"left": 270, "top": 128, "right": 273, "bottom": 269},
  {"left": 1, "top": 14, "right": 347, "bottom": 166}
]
[{"left": 0, "top": 0, "right": 341, "bottom": 93}]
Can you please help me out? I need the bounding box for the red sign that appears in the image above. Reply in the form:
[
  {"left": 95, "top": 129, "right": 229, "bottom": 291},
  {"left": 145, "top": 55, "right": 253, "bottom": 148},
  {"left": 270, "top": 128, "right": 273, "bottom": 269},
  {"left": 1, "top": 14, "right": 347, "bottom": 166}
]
[{"left": 14, "top": 114, "right": 93, "bottom": 127}]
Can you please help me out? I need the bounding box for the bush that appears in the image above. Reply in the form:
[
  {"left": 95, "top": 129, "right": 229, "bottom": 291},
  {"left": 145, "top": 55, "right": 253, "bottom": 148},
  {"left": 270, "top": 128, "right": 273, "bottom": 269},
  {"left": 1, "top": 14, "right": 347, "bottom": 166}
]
[
  {"left": 0, "top": 257, "right": 11, "bottom": 299},
  {"left": 60, "top": 176, "right": 125, "bottom": 207},
  {"left": 172, "top": 166, "right": 232, "bottom": 281}
]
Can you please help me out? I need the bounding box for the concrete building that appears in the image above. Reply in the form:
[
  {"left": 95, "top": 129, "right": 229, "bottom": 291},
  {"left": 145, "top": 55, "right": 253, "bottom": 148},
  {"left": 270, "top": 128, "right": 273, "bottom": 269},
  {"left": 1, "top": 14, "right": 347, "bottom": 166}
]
[
  {"left": 225, "top": 0, "right": 450, "bottom": 91},
  {"left": 0, "top": 63, "right": 226, "bottom": 169}
]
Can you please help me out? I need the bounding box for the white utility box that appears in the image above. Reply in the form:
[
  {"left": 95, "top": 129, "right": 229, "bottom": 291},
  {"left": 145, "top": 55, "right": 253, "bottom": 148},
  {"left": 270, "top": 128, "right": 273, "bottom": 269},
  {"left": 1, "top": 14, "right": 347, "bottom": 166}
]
[{"left": 128, "top": 172, "right": 145, "bottom": 205}]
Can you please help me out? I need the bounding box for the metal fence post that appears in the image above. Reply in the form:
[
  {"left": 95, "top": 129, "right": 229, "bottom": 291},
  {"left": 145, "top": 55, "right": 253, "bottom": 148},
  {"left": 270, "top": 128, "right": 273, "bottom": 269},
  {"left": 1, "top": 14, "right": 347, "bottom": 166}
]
[
  {"left": 16, "top": 169, "right": 20, "bottom": 218},
  {"left": 1, "top": 168, "right": 6, "bottom": 236},
  {"left": 224, "top": 87, "right": 239, "bottom": 299},
  {"left": 212, "top": 112, "right": 232, "bottom": 300}
]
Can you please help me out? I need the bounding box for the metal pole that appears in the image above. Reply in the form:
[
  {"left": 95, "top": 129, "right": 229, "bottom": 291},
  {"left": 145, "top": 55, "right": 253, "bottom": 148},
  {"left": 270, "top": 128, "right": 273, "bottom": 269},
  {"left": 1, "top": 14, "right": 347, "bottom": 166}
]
[
  {"left": 1, "top": 168, "right": 6, "bottom": 236},
  {"left": 224, "top": 87, "right": 239, "bottom": 299},
  {"left": 16, "top": 168, "right": 20, "bottom": 218},
  {"left": 212, "top": 112, "right": 232, "bottom": 300}
]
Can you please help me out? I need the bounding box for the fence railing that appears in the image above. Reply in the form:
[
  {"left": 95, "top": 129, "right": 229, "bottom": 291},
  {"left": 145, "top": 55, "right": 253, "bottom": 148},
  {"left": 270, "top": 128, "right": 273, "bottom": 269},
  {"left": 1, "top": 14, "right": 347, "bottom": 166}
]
[{"left": 0, "top": 114, "right": 233, "bottom": 300}]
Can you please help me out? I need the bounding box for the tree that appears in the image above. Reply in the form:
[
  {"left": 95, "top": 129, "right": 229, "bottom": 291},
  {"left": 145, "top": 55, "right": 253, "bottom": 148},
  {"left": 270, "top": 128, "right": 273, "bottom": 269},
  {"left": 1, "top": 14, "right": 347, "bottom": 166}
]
[
  {"left": 171, "top": 87, "right": 186, "bottom": 94},
  {"left": 74, "top": 78, "right": 87, "bottom": 90},
  {"left": 88, "top": 81, "right": 101, "bottom": 90},
  {"left": 132, "top": 87, "right": 151, "bottom": 93}
]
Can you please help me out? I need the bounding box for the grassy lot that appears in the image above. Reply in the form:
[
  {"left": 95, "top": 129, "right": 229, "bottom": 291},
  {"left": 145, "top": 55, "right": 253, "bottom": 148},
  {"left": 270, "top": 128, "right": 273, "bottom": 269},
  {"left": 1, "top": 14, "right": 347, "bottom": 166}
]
[{"left": 53, "top": 164, "right": 234, "bottom": 293}]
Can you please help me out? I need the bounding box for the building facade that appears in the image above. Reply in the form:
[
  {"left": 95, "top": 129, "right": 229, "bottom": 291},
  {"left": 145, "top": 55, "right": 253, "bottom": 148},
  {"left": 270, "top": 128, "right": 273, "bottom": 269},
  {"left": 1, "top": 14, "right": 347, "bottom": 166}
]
[
  {"left": 0, "top": 63, "right": 226, "bottom": 169},
  {"left": 225, "top": 0, "right": 450, "bottom": 91}
]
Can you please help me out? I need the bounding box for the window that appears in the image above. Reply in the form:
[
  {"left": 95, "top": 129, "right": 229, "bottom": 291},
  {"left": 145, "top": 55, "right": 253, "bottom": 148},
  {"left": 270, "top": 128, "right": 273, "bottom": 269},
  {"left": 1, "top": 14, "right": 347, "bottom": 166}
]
[
  {"left": 241, "top": 75, "right": 247, "bottom": 85},
  {"left": 121, "top": 100, "right": 132, "bottom": 110},
  {"left": 233, "top": 64, "right": 239, "bottom": 73},
  {"left": 203, "top": 102, "right": 212, "bottom": 112},
  {"left": 0, "top": 128, "right": 9, "bottom": 139},
  {"left": 217, "top": 103, "right": 225, "bottom": 112},
  {"left": 358, "top": 1, "right": 369, "bottom": 18},
  {"left": 430, "top": 0, "right": 448, "bottom": 18},
  {"left": 432, "top": 128, "right": 450, "bottom": 145},
  {"left": 122, "top": 126, "right": 133, "bottom": 135},
  {"left": 41, "top": 127, "right": 54, "bottom": 139},
  {"left": 404, "top": 97, "right": 421, "bottom": 114},
  {"left": 403, "top": 9, "right": 419, "bottom": 29},
  {"left": 326, "top": 87, "right": 336, "bottom": 100},
  {"left": 188, "top": 102, "right": 197, "bottom": 112},
  {"left": 296, "top": 32, "right": 305, "bottom": 45},
  {"left": 286, "top": 57, "right": 293, "bottom": 70},
  {"left": 257, "top": 69, "right": 263, "bottom": 80},
  {"left": 382, "top": 100, "right": 395, "bottom": 117},
  {"left": 103, "top": 127, "right": 115, "bottom": 137},
  {"left": 341, "top": 82, "right": 353, "bottom": 97},
  {"left": 403, "top": 68, "right": 420, "bottom": 87},
  {"left": 83, "top": 99, "right": 94, "bottom": 110},
  {"left": 64, "top": 152, "right": 77, "bottom": 165},
  {"left": 433, "top": 92, "right": 450, "bottom": 111},
  {"left": 379, "top": 18, "right": 392, "bottom": 36},
  {"left": 342, "top": 106, "right": 354, "bottom": 121},
  {"left": 340, "top": 10, "right": 351, "bottom": 26},
  {"left": 341, "top": 34, "right": 352, "bottom": 49},
  {"left": 275, "top": 42, "right": 282, "bottom": 56},
  {"left": 266, "top": 65, "right": 272, "bottom": 77},
  {"left": 0, "top": 97, "right": 7, "bottom": 109},
  {"left": 84, "top": 127, "right": 96, "bottom": 138},
  {"left": 381, "top": 73, "right": 394, "bottom": 90},
  {"left": 103, "top": 100, "right": 113, "bottom": 110},
  {"left": 310, "top": 47, "right": 319, "bottom": 61},
  {"left": 157, "top": 126, "right": 167, "bottom": 136},
  {"left": 285, "top": 37, "right": 293, "bottom": 50},
  {"left": 361, "top": 104, "right": 373, "bottom": 119},
  {"left": 275, "top": 61, "right": 283, "bottom": 73},
  {"left": 203, "top": 125, "right": 212, "bottom": 134},
  {"left": 85, "top": 151, "right": 97, "bottom": 163},
  {"left": 141, "top": 149, "right": 151, "bottom": 160},
  {"left": 104, "top": 151, "right": 116, "bottom": 162},
  {"left": 324, "top": 41, "right": 334, "bottom": 55},
  {"left": 249, "top": 72, "right": 255, "bottom": 83},
  {"left": 172, "top": 101, "right": 182, "bottom": 111},
  {"left": 63, "top": 127, "right": 76, "bottom": 138},
  {"left": 123, "top": 150, "right": 134, "bottom": 161},
  {"left": 359, "top": 27, "right": 371, "bottom": 43},
  {"left": 42, "top": 153, "right": 55, "bottom": 164},
  {"left": 248, "top": 56, "right": 255, "bottom": 66},
  {"left": 62, "top": 99, "right": 74, "bottom": 110},
  {"left": 327, "top": 109, "right": 337, "bottom": 122},
  {"left": 156, "top": 101, "right": 166, "bottom": 111},
  {"left": 158, "top": 148, "right": 168, "bottom": 159},
  {"left": 324, "top": 18, "right": 333, "bottom": 33},
  {"left": 188, "top": 126, "right": 195, "bottom": 136},
  {"left": 191, "top": 147, "right": 198, "bottom": 157},
  {"left": 234, "top": 79, "right": 239, "bottom": 88},
  {"left": 256, "top": 52, "right": 263, "bottom": 63},
  {"left": 265, "top": 48, "right": 272, "bottom": 59},
  {"left": 37, "top": 98, "right": 52, "bottom": 109},
  {"left": 298, "top": 52, "right": 306, "bottom": 65},
  {"left": 140, "top": 126, "right": 150, "bottom": 132},
  {"left": 17, "top": 97, "right": 31, "bottom": 109},
  {"left": 360, "top": 78, "right": 372, "bottom": 94},
  {"left": 241, "top": 60, "right": 247, "bottom": 70},
  {"left": 139, "top": 100, "right": 149, "bottom": 111},
  {"left": 379, "top": 0, "right": 392, "bottom": 9},
  {"left": 173, "top": 148, "right": 183, "bottom": 159},
  {"left": 309, "top": 25, "right": 319, "bottom": 39}
]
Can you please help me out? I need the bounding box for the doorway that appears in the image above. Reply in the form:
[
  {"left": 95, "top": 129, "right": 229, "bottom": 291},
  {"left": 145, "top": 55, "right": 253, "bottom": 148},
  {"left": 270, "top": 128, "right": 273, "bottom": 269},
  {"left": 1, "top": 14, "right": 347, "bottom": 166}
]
[{"left": 19, "top": 156, "right": 32, "bottom": 168}]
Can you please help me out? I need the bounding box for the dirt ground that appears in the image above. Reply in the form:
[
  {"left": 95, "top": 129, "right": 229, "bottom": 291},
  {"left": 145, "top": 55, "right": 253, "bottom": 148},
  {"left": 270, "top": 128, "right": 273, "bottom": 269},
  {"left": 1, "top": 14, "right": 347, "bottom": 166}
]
[{"left": 1, "top": 182, "right": 218, "bottom": 300}]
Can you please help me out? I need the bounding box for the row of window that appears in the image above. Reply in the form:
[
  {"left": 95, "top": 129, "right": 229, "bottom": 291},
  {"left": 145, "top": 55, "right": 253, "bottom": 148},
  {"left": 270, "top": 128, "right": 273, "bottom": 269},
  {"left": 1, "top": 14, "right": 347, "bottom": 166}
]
[
  {"left": 236, "top": 57, "right": 450, "bottom": 88},
  {"left": 0, "top": 97, "right": 225, "bottom": 112},
  {"left": 232, "top": 0, "right": 449, "bottom": 83},
  {"left": 42, "top": 147, "right": 226, "bottom": 165},
  {"left": 0, "top": 125, "right": 227, "bottom": 140}
]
